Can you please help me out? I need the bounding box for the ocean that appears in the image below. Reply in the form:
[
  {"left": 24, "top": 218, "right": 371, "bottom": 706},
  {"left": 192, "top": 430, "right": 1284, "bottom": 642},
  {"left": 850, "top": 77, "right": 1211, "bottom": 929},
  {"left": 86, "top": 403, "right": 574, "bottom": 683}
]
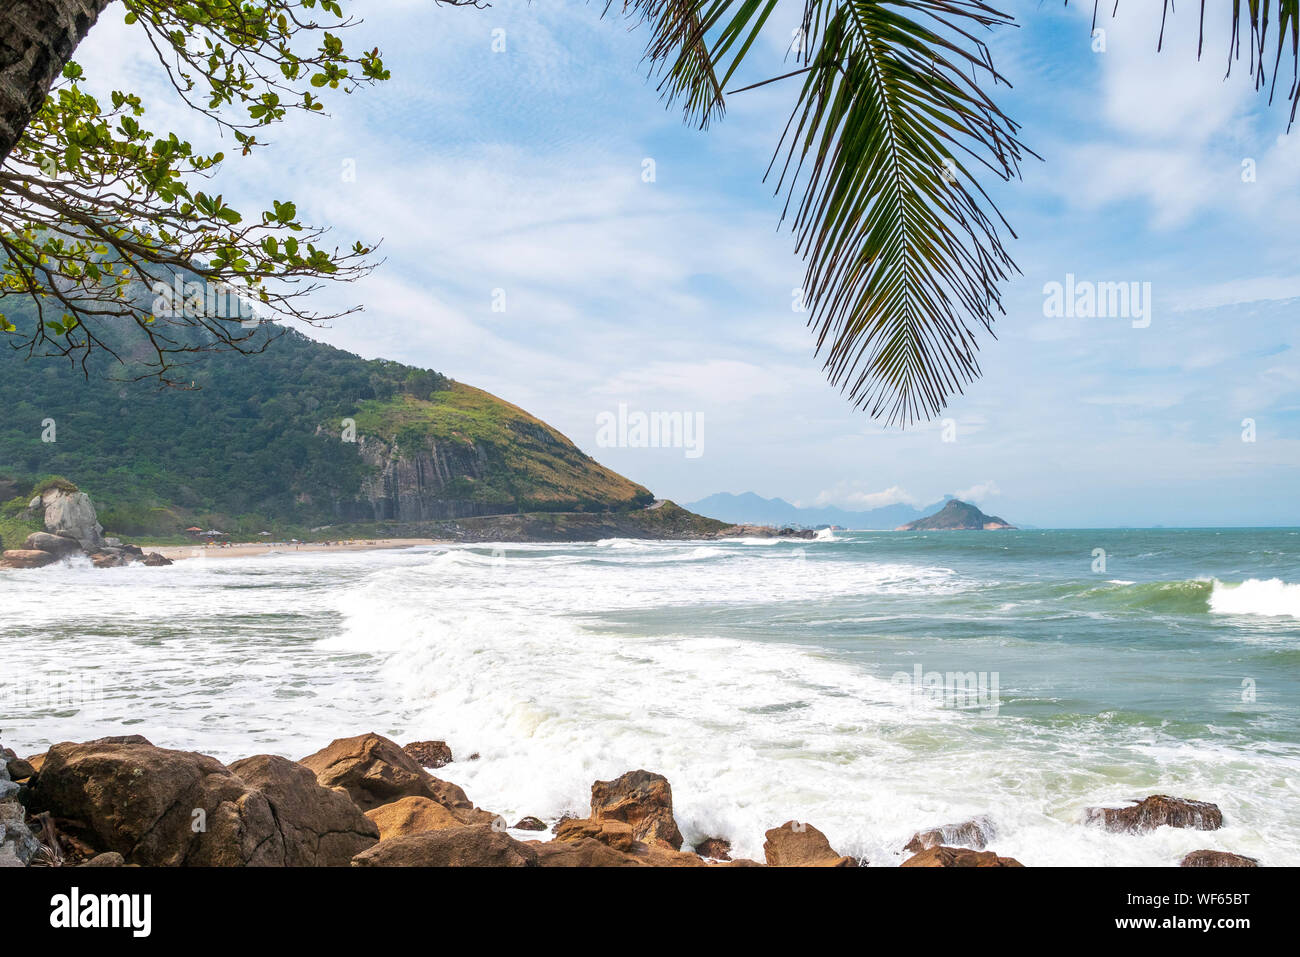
[{"left": 3, "top": 528, "right": 1298, "bottom": 866}]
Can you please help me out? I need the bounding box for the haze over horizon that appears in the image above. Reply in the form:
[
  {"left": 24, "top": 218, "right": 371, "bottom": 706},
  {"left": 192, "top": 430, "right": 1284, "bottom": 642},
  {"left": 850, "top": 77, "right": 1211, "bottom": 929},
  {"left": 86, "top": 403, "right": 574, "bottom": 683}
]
[{"left": 67, "top": 0, "right": 1300, "bottom": 528}]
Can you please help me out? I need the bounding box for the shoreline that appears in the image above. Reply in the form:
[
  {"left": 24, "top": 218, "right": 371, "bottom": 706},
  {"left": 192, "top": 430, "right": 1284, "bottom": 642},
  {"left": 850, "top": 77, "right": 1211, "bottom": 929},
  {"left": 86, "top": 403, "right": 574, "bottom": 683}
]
[{"left": 138, "top": 538, "right": 446, "bottom": 561}]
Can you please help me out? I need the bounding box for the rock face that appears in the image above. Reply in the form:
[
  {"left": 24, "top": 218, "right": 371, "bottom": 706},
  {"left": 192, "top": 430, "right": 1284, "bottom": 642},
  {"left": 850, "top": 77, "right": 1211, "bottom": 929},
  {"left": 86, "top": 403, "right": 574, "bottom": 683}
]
[
  {"left": 35, "top": 486, "right": 104, "bottom": 548},
  {"left": 402, "top": 740, "right": 453, "bottom": 769},
  {"left": 1, "top": 750, "right": 40, "bottom": 866},
  {"left": 1181, "top": 850, "right": 1259, "bottom": 867},
  {"left": 896, "top": 499, "right": 1015, "bottom": 531},
  {"left": 694, "top": 837, "right": 732, "bottom": 860},
  {"left": 299, "top": 732, "right": 474, "bottom": 814},
  {"left": 23, "top": 531, "right": 82, "bottom": 556},
  {"left": 590, "top": 770, "right": 684, "bottom": 850},
  {"left": 904, "top": 816, "right": 995, "bottom": 853},
  {"left": 554, "top": 817, "right": 637, "bottom": 853},
  {"left": 351, "top": 825, "right": 539, "bottom": 867},
  {"left": 1085, "top": 795, "right": 1223, "bottom": 833},
  {"left": 364, "top": 795, "right": 463, "bottom": 840},
  {"left": 762, "top": 821, "right": 856, "bottom": 867},
  {"left": 227, "top": 754, "right": 379, "bottom": 865},
  {"left": 901, "top": 845, "right": 1024, "bottom": 867},
  {"left": 26, "top": 735, "right": 281, "bottom": 866}
]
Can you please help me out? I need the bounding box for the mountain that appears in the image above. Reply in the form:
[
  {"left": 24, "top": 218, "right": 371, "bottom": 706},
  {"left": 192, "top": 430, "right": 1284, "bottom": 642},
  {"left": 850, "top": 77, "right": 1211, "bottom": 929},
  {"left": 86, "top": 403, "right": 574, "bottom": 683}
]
[
  {"left": 684, "top": 491, "right": 948, "bottom": 529},
  {"left": 0, "top": 305, "right": 728, "bottom": 541},
  {"left": 896, "top": 499, "right": 1015, "bottom": 531}
]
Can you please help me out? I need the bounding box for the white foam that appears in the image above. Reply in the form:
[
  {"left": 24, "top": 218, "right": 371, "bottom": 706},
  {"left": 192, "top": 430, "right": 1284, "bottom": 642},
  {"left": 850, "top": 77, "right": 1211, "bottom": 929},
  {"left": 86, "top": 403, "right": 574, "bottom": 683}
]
[{"left": 1209, "top": 578, "right": 1300, "bottom": 619}]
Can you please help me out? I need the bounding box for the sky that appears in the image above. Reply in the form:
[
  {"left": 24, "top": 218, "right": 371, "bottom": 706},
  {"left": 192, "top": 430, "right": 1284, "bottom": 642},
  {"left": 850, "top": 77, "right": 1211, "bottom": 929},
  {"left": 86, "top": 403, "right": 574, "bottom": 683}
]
[{"left": 70, "top": 0, "right": 1300, "bottom": 527}]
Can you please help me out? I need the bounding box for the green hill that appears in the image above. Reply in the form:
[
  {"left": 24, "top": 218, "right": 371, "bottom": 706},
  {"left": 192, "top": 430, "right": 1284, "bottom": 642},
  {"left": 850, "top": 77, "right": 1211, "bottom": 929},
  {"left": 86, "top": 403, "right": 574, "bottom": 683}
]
[{"left": 0, "top": 306, "right": 674, "bottom": 541}]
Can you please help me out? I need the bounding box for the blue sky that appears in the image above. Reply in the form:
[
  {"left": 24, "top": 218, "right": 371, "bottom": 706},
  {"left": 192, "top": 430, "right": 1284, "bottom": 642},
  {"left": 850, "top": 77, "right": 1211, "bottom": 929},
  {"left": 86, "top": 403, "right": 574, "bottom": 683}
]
[{"left": 75, "top": 0, "right": 1300, "bottom": 526}]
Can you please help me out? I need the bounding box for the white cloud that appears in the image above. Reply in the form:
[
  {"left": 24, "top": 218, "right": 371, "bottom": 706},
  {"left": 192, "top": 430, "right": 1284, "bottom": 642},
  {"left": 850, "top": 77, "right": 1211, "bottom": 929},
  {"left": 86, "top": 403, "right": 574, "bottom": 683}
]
[{"left": 953, "top": 480, "right": 1001, "bottom": 504}]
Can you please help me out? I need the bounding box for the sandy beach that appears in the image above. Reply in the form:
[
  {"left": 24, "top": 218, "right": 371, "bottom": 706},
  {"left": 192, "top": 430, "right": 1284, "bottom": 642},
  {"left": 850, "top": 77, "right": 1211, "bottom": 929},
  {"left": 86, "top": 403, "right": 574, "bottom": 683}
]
[{"left": 141, "top": 539, "right": 444, "bottom": 560}]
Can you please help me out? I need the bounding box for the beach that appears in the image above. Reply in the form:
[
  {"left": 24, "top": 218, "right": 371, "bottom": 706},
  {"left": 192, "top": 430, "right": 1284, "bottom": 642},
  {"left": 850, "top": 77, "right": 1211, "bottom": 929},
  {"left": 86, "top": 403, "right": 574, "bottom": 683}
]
[{"left": 141, "top": 538, "right": 444, "bottom": 561}]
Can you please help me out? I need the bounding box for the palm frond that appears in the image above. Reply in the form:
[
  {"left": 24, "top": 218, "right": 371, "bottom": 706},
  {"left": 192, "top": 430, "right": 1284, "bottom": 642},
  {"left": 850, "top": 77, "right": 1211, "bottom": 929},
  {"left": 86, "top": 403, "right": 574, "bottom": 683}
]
[
  {"left": 611, "top": 1, "right": 729, "bottom": 128},
  {"left": 629, "top": 1, "right": 1029, "bottom": 425}
]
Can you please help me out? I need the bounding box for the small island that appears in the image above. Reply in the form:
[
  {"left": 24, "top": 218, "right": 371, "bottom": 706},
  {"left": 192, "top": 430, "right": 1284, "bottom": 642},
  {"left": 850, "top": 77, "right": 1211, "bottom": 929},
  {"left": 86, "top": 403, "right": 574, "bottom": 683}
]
[{"left": 895, "top": 499, "right": 1016, "bottom": 531}]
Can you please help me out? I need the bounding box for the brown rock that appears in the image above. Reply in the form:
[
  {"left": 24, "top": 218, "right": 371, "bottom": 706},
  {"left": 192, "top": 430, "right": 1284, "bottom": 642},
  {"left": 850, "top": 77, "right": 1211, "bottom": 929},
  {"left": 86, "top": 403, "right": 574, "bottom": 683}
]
[
  {"left": 554, "top": 817, "right": 636, "bottom": 852},
  {"left": 25, "top": 735, "right": 281, "bottom": 866},
  {"left": 402, "top": 740, "right": 452, "bottom": 769},
  {"left": 23, "top": 532, "right": 82, "bottom": 556},
  {"left": 1085, "top": 795, "right": 1223, "bottom": 833},
  {"left": 351, "top": 825, "right": 538, "bottom": 867},
  {"left": 533, "top": 837, "right": 644, "bottom": 867},
  {"left": 299, "top": 732, "right": 474, "bottom": 813},
  {"left": 901, "top": 845, "right": 1023, "bottom": 867},
  {"left": 228, "top": 753, "right": 379, "bottom": 865},
  {"left": 0, "top": 746, "right": 34, "bottom": 781},
  {"left": 90, "top": 552, "right": 125, "bottom": 568},
  {"left": 694, "top": 837, "right": 732, "bottom": 860},
  {"left": 590, "top": 769, "right": 684, "bottom": 850},
  {"left": 762, "top": 821, "right": 856, "bottom": 867},
  {"left": 81, "top": 852, "right": 125, "bottom": 867},
  {"left": 142, "top": 553, "right": 173, "bottom": 567},
  {"left": 365, "top": 795, "right": 462, "bottom": 841},
  {"left": 512, "top": 816, "right": 547, "bottom": 831},
  {"left": 903, "top": 816, "right": 995, "bottom": 853},
  {"left": 1, "top": 549, "right": 58, "bottom": 569},
  {"left": 1181, "top": 850, "right": 1259, "bottom": 867}
]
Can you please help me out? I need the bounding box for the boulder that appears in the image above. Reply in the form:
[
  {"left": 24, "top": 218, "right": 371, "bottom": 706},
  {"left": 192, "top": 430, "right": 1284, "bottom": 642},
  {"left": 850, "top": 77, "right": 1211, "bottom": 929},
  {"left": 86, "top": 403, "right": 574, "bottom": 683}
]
[
  {"left": 23, "top": 532, "right": 82, "bottom": 556},
  {"left": 512, "top": 816, "right": 547, "bottom": 831},
  {"left": 0, "top": 799, "right": 41, "bottom": 865},
  {"left": 25, "top": 735, "right": 282, "bottom": 866},
  {"left": 1085, "top": 795, "right": 1223, "bottom": 833},
  {"left": 90, "top": 552, "right": 126, "bottom": 568},
  {"left": 351, "top": 825, "right": 539, "bottom": 867},
  {"left": 554, "top": 817, "right": 637, "bottom": 852},
  {"left": 1181, "top": 850, "right": 1259, "bottom": 867},
  {"left": 39, "top": 487, "right": 103, "bottom": 549},
  {"left": 364, "top": 795, "right": 462, "bottom": 841},
  {"left": 590, "top": 769, "right": 684, "bottom": 850},
  {"left": 533, "top": 837, "right": 644, "bottom": 867},
  {"left": 228, "top": 754, "right": 379, "bottom": 865},
  {"left": 299, "top": 732, "right": 475, "bottom": 813},
  {"left": 694, "top": 837, "right": 732, "bottom": 860},
  {"left": 82, "top": 852, "right": 126, "bottom": 867},
  {"left": 403, "top": 740, "right": 452, "bottom": 769},
  {"left": 901, "top": 845, "right": 1024, "bottom": 867},
  {"left": 903, "top": 816, "right": 995, "bottom": 853},
  {"left": 142, "top": 553, "right": 174, "bottom": 567},
  {"left": 0, "top": 747, "right": 34, "bottom": 781},
  {"left": 762, "top": 821, "right": 857, "bottom": 867},
  {"left": 1, "top": 549, "right": 58, "bottom": 569}
]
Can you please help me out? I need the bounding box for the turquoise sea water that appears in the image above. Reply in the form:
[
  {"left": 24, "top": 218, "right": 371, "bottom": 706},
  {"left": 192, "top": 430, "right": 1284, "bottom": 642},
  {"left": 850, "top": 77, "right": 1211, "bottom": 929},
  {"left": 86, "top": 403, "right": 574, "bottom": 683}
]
[{"left": 2, "top": 528, "right": 1297, "bottom": 865}]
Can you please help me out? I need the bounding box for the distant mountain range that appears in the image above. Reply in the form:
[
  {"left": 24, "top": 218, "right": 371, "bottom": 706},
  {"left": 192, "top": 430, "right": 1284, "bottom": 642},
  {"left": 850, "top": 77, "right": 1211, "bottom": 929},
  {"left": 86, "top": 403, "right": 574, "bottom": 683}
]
[{"left": 683, "top": 491, "right": 952, "bottom": 529}]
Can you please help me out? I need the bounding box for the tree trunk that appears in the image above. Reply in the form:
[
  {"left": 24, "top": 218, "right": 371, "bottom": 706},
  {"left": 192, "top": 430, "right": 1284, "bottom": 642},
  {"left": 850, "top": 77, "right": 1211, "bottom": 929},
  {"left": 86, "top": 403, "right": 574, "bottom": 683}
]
[{"left": 0, "top": 0, "right": 116, "bottom": 164}]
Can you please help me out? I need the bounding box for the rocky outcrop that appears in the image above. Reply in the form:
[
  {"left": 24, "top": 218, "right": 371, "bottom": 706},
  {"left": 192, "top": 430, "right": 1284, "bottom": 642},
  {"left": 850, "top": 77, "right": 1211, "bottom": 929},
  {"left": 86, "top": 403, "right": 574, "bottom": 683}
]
[
  {"left": 694, "top": 837, "right": 732, "bottom": 860},
  {"left": 1, "top": 485, "right": 169, "bottom": 571},
  {"left": 364, "top": 795, "right": 463, "bottom": 840},
  {"left": 903, "top": 816, "right": 995, "bottom": 853},
  {"left": 351, "top": 825, "right": 539, "bottom": 867},
  {"left": 30, "top": 484, "right": 104, "bottom": 548},
  {"left": 1181, "top": 850, "right": 1259, "bottom": 867},
  {"left": 25, "top": 735, "right": 283, "bottom": 866},
  {"left": 513, "top": 816, "right": 546, "bottom": 831},
  {"left": 1, "top": 747, "right": 40, "bottom": 867},
  {"left": 23, "top": 531, "right": 82, "bottom": 556},
  {"left": 590, "top": 769, "right": 684, "bottom": 850},
  {"left": 554, "top": 817, "right": 637, "bottom": 852},
  {"left": 403, "top": 740, "right": 452, "bottom": 769},
  {"left": 227, "top": 754, "right": 379, "bottom": 865},
  {"left": 762, "top": 821, "right": 857, "bottom": 867},
  {"left": 299, "top": 732, "right": 477, "bottom": 815},
  {"left": 533, "top": 836, "right": 646, "bottom": 867},
  {"left": 0, "top": 549, "right": 58, "bottom": 569},
  {"left": 714, "top": 524, "right": 816, "bottom": 540},
  {"left": 1085, "top": 795, "right": 1223, "bottom": 833},
  {"left": 901, "top": 845, "right": 1024, "bottom": 867}
]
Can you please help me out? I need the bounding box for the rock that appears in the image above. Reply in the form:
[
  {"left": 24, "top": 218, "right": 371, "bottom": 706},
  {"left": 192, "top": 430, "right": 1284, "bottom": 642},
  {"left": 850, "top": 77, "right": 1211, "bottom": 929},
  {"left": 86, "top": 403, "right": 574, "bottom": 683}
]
[
  {"left": 590, "top": 769, "right": 684, "bottom": 850},
  {"left": 90, "top": 552, "right": 126, "bottom": 568},
  {"left": 23, "top": 532, "right": 82, "bottom": 556},
  {"left": 0, "top": 779, "right": 17, "bottom": 801},
  {"left": 82, "top": 852, "right": 126, "bottom": 867},
  {"left": 228, "top": 754, "right": 379, "bottom": 865},
  {"left": 903, "top": 816, "right": 995, "bottom": 853},
  {"left": 299, "top": 732, "right": 475, "bottom": 813},
  {"left": 1, "top": 549, "right": 58, "bottom": 569},
  {"left": 142, "top": 553, "right": 173, "bottom": 567},
  {"left": 39, "top": 486, "right": 103, "bottom": 549},
  {"left": 901, "top": 845, "right": 1024, "bottom": 867},
  {"left": 0, "top": 800, "right": 41, "bottom": 865},
  {"left": 1181, "top": 850, "right": 1259, "bottom": 867},
  {"left": 551, "top": 813, "right": 575, "bottom": 834},
  {"left": 402, "top": 740, "right": 452, "bottom": 769},
  {"left": 762, "top": 821, "right": 856, "bottom": 867},
  {"left": 365, "top": 796, "right": 463, "bottom": 840},
  {"left": 0, "top": 844, "right": 22, "bottom": 867},
  {"left": 351, "top": 825, "right": 539, "bottom": 867},
  {"left": 512, "top": 816, "right": 547, "bottom": 831},
  {"left": 4, "top": 757, "right": 35, "bottom": 781},
  {"left": 554, "top": 817, "right": 637, "bottom": 852},
  {"left": 1085, "top": 795, "right": 1223, "bottom": 833},
  {"left": 694, "top": 837, "right": 732, "bottom": 860},
  {"left": 25, "top": 735, "right": 281, "bottom": 866},
  {"left": 533, "top": 837, "right": 644, "bottom": 867}
]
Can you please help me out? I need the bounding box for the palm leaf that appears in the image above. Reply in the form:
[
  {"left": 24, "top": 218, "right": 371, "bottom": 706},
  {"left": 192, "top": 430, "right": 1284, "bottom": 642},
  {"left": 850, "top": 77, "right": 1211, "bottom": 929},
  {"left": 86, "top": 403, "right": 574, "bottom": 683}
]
[{"left": 611, "top": 1, "right": 729, "bottom": 127}]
